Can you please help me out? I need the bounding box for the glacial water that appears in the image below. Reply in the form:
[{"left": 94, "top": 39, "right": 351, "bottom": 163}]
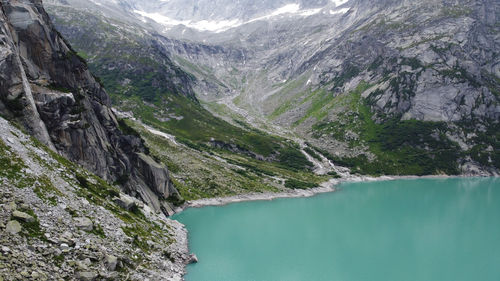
[{"left": 173, "top": 178, "right": 500, "bottom": 281}]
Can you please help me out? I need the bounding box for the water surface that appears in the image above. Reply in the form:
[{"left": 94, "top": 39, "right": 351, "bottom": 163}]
[{"left": 174, "top": 178, "right": 500, "bottom": 281}]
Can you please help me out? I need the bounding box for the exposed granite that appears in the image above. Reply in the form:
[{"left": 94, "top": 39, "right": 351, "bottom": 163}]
[{"left": 0, "top": 0, "right": 179, "bottom": 216}]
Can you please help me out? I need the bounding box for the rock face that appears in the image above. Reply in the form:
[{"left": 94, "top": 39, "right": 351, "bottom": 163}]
[
  {"left": 0, "top": 0, "right": 180, "bottom": 215},
  {"left": 45, "top": 2, "right": 197, "bottom": 104}
]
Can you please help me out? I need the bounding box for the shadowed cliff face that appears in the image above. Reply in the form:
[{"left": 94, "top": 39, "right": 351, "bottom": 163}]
[{"left": 0, "top": 0, "right": 180, "bottom": 216}]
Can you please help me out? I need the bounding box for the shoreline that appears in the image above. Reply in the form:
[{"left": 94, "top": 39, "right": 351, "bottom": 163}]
[{"left": 174, "top": 174, "right": 463, "bottom": 213}]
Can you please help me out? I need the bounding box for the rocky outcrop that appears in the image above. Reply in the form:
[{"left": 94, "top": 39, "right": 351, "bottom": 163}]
[{"left": 0, "top": 0, "right": 180, "bottom": 215}]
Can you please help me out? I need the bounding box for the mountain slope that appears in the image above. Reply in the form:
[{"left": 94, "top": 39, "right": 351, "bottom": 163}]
[
  {"left": 263, "top": 0, "right": 500, "bottom": 175},
  {"left": 0, "top": 0, "right": 181, "bottom": 216},
  {"left": 47, "top": 4, "right": 197, "bottom": 103},
  {"left": 44, "top": 1, "right": 339, "bottom": 202},
  {"left": 44, "top": 0, "right": 500, "bottom": 176},
  {"left": 142, "top": 0, "right": 500, "bottom": 175},
  {"left": 0, "top": 116, "right": 190, "bottom": 280}
]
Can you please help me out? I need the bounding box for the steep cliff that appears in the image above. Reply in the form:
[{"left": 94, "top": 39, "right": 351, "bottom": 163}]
[{"left": 0, "top": 0, "right": 181, "bottom": 216}]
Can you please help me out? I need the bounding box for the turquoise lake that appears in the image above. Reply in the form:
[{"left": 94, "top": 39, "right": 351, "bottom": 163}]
[{"left": 173, "top": 178, "right": 500, "bottom": 281}]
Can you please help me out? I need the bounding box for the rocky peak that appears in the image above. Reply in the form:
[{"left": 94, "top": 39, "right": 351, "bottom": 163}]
[{"left": 0, "top": 0, "right": 181, "bottom": 216}]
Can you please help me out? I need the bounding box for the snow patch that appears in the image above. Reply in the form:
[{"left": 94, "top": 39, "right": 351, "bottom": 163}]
[
  {"left": 330, "top": 8, "right": 351, "bottom": 15},
  {"left": 331, "top": 0, "right": 349, "bottom": 6},
  {"left": 271, "top": 3, "right": 301, "bottom": 16},
  {"left": 134, "top": 10, "right": 242, "bottom": 32},
  {"left": 134, "top": 3, "right": 324, "bottom": 33},
  {"left": 89, "top": 0, "right": 102, "bottom": 6},
  {"left": 299, "top": 8, "right": 322, "bottom": 16},
  {"left": 250, "top": 4, "right": 322, "bottom": 22}
]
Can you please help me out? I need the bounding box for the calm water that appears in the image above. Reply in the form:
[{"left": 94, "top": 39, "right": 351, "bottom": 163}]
[{"left": 173, "top": 178, "right": 500, "bottom": 281}]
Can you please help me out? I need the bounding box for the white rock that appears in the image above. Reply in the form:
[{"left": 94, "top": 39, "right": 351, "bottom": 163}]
[
  {"left": 74, "top": 217, "right": 93, "bottom": 231},
  {"left": 5, "top": 220, "right": 22, "bottom": 234}
]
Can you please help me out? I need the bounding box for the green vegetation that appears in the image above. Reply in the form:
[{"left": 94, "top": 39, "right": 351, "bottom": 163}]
[
  {"left": 13, "top": 207, "right": 46, "bottom": 241},
  {"left": 368, "top": 56, "right": 384, "bottom": 71},
  {"left": 277, "top": 146, "right": 314, "bottom": 171},
  {"left": 74, "top": 172, "right": 121, "bottom": 206},
  {"left": 294, "top": 89, "right": 333, "bottom": 125},
  {"left": 311, "top": 82, "right": 461, "bottom": 176},
  {"left": 66, "top": 207, "right": 79, "bottom": 217},
  {"left": 269, "top": 75, "right": 310, "bottom": 119},
  {"left": 90, "top": 221, "right": 106, "bottom": 238},
  {"left": 53, "top": 254, "right": 65, "bottom": 266},
  {"left": 132, "top": 121, "right": 328, "bottom": 201},
  {"left": 332, "top": 64, "right": 360, "bottom": 87},
  {"left": 441, "top": 6, "right": 472, "bottom": 18},
  {"left": 439, "top": 65, "right": 481, "bottom": 88},
  {"left": 269, "top": 69, "right": 365, "bottom": 125},
  {"left": 284, "top": 179, "right": 317, "bottom": 189},
  {"left": 165, "top": 195, "right": 185, "bottom": 207},
  {"left": 118, "top": 119, "right": 141, "bottom": 137},
  {"left": 293, "top": 82, "right": 373, "bottom": 127},
  {"left": 463, "top": 122, "right": 500, "bottom": 169},
  {"left": 121, "top": 225, "right": 152, "bottom": 252},
  {"left": 119, "top": 94, "right": 312, "bottom": 171},
  {"left": 327, "top": 171, "right": 341, "bottom": 178},
  {"left": 121, "top": 221, "right": 171, "bottom": 253},
  {"left": 304, "top": 147, "right": 322, "bottom": 161},
  {"left": 3, "top": 95, "right": 25, "bottom": 116},
  {"left": 0, "top": 139, "right": 37, "bottom": 189},
  {"left": 327, "top": 120, "right": 461, "bottom": 176},
  {"left": 33, "top": 175, "right": 63, "bottom": 206},
  {"left": 0, "top": 139, "right": 26, "bottom": 179},
  {"left": 401, "top": 57, "right": 424, "bottom": 70},
  {"left": 47, "top": 83, "right": 72, "bottom": 93}
]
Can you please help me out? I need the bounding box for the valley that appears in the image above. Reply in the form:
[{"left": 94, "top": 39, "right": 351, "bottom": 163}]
[{"left": 45, "top": 0, "right": 499, "bottom": 196}]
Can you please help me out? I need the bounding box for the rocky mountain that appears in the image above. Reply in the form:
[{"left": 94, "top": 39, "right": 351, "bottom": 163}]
[
  {"left": 45, "top": 0, "right": 499, "bottom": 179},
  {"left": 0, "top": 0, "right": 183, "bottom": 216},
  {"left": 45, "top": 2, "right": 197, "bottom": 103}
]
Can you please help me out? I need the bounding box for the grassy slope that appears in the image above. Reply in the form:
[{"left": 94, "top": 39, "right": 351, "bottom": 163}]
[
  {"left": 126, "top": 118, "right": 328, "bottom": 201},
  {"left": 270, "top": 79, "right": 466, "bottom": 176},
  {"left": 117, "top": 94, "right": 312, "bottom": 169}
]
